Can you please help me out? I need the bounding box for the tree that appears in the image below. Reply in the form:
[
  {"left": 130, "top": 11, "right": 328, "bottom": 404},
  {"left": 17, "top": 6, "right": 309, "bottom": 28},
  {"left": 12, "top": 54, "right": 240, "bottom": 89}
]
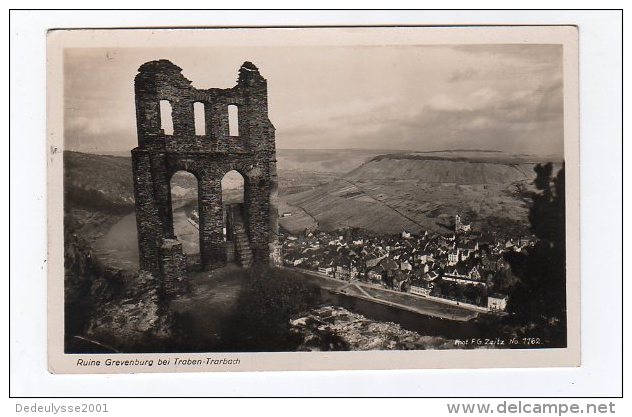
[
  {"left": 505, "top": 163, "right": 566, "bottom": 328},
  {"left": 492, "top": 267, "right": 519, "bottom": 294}
]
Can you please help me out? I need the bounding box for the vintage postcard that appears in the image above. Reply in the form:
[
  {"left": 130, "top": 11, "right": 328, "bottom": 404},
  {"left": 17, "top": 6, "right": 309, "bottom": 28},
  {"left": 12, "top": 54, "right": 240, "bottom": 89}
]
[{"left": 47, "top": 26, "right": 580, "bottom": 373}]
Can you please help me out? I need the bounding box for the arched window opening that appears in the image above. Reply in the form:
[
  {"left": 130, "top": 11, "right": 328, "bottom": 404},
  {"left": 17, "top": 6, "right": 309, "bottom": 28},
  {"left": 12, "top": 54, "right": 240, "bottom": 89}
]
[
  {"left": 228, "top": 104, "right": 239, "bottom": 137},
  {"left": 170, "top": 171, "right": 199, "bottom": 259},
  {"left": 159, "top": 100, "right": 174, "bottom": 135},
  {"left": 194, "top": 102, "right": 206, "bottom": 136}
]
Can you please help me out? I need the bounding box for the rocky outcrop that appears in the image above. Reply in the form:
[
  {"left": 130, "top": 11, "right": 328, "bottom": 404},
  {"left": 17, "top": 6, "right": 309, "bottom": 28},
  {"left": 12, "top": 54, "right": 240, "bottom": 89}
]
[
  {"left": 64, "top": 227, "right": 124, "bottom": 339},
  {"left": 64, "top": 220, "right": 175, "bottom": 352},
  {"left": 85, "top": 271, "right": 174, "bottom": 352},
  {"left": 290, "top": 306, "right": 454, "bottom": 351}
]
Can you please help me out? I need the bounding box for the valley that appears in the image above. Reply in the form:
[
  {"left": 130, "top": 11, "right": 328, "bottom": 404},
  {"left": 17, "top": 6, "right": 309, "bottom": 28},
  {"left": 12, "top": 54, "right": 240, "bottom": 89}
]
[
  {"left": 62, "top": 148, "right": 562, "bottom": 352},
  {"left": 64, "top": 149, "right": 558, "bottom": 241}
]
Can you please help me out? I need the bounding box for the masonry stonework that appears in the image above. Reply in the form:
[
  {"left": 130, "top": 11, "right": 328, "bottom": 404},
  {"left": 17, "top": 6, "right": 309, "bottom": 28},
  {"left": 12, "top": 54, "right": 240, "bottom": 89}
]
[{"left": 131, "top": 60, "right": 279, "bottom": 293}]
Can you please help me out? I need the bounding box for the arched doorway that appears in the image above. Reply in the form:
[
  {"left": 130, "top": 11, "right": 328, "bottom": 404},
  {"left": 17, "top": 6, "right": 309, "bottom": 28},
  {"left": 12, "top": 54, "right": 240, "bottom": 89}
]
[
  {"left": 221, "top": 170, "right": 250, "bottom": 266},
  {"left": 221, "top": 169, "right": 245, "bottom": 205},
  {"left": 170, "top": 171, "right": 200, "bottom": 266}
]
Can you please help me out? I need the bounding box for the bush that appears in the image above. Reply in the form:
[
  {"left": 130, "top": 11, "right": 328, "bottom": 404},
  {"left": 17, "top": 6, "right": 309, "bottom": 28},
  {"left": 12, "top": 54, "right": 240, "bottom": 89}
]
[{"left": 217, "top": 265, "right": 322, "bottom": 351}]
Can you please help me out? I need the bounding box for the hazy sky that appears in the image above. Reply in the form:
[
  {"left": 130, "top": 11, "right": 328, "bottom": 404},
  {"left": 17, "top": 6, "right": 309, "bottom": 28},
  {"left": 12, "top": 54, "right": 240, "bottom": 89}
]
[{"left": 64, "top": 44, "right": 564, "bottom": 156}]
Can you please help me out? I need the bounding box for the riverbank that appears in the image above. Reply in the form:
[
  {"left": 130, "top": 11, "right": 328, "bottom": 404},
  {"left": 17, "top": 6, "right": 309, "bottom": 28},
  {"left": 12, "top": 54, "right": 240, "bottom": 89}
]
[{"left": 283, "top": 267, "right": 480, "bottom": 322}]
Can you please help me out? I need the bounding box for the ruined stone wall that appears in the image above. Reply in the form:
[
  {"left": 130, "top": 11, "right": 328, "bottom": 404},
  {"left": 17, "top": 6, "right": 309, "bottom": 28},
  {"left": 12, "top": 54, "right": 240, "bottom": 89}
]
[
  {"left": 132, "top": 59, "right": 279, "bottom": 290},
  {"left": 160, "top": 239, "right": 187, "bottom": 296}
]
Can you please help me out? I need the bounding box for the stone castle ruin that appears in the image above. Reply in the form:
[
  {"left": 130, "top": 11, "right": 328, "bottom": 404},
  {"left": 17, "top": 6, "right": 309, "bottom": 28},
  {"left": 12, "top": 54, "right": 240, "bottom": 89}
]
[{"left": 131, "top": 60, "right": 280, "bottom": 294}]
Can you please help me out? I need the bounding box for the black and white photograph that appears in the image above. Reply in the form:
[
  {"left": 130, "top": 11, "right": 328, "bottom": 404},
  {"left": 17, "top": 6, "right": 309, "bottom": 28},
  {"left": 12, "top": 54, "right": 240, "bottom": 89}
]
[{"left": 46, "top": 26, "right": 581, "bottom": 373}]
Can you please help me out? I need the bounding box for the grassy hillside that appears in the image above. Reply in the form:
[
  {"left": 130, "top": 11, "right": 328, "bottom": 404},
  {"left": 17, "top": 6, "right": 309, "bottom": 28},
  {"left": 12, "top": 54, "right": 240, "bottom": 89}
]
[
  {"left": 283, "top": 177, "right": 532, "bottom": 235},
  {"left": 347, "top": 150, "right": 561, "bottom": 184},
  {"left": 64, "top": 151, "right": 135, "bottom": 213},
  {"left": 347, "top": 158, "right": 538, "bottom": 184},
  {"left": 281, "top": 151, "right": 560, "bottom": 235}
]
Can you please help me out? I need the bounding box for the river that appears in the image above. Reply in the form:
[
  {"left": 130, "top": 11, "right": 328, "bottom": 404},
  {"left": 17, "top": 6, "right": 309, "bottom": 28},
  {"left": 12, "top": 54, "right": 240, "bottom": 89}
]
[{"left": 92, "top": 206, "right": 495, "bottom": 352}]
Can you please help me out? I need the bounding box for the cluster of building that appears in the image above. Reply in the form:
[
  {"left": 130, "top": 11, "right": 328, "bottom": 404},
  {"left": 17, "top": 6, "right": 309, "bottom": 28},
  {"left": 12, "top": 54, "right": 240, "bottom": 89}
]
[{"left": 280, "top": 215, "right": 534, "bottom": 312}]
